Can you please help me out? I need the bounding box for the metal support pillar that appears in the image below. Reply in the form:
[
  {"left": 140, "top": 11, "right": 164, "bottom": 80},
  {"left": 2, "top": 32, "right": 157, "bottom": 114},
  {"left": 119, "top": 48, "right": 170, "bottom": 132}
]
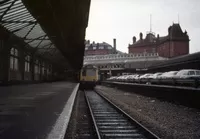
[{"left": 0, "top": 40, "right": 10, "bottom": 83}]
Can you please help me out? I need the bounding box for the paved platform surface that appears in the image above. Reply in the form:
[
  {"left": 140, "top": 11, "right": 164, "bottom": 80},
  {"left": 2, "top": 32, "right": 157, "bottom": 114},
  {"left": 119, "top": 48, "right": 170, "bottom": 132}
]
[{"left": 0, "top": 82, "right": 77, "bottom": 139}]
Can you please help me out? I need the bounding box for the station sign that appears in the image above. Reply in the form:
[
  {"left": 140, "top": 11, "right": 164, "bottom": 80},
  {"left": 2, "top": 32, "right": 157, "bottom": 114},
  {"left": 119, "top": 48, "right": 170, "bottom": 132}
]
[{"left": 136, "top": 68, "right": 148, "bottom": 71}]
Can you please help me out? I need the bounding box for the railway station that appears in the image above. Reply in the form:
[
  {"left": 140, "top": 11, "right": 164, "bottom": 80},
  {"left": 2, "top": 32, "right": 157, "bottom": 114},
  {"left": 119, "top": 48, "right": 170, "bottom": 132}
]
[{"left": 0, "top": 0, "right": 200, "bottom": 139}]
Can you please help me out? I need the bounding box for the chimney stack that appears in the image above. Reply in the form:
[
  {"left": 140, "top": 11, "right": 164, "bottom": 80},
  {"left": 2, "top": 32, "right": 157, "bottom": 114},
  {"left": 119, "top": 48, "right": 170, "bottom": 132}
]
[
  {"left": 133, "top": 36, "right": 136, "bottom": 43},
  {"left": 113, "top": 38, "right": 116, "bottom": 54},
  {"left": 139, "top": 32, "right": 143, "bottom": 40}
]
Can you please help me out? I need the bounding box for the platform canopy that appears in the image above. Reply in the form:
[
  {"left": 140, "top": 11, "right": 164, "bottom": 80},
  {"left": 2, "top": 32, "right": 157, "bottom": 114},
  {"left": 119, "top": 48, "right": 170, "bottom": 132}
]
[{"left": 0, "top": 0, "right": 91, "bottom": 70}]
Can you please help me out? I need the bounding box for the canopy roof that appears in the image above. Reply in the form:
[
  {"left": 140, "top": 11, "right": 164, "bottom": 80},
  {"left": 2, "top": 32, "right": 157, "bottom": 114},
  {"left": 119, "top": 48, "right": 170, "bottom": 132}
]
[{"left": 0, "top": 0, "right": 65, "bottom": 62}]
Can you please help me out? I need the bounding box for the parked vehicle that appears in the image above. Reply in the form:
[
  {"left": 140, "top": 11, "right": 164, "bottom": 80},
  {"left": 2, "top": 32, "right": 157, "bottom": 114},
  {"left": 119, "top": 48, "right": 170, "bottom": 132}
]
[
  {"left": 105, "top": 69, "right": 200, "bottom": 88},
  {"left": 127, "top": 74, "right": 139, "bottom": 83},
  {"left": 175, "top": 69, "right": 200, "bottom": 79},
  {"left": 139, "top": 74, "right": 153, "bottom": 79},
  {"left": 149, "top": 72, "right": 163, "bottom": 79},
  {"left": 107, "top": 76, "right": 118, "bottom": 81},
  {"left": 139, "top": 74, "right": 153, "bottom": 84},
  {"left": 122, "top": 75, "right": 130, "bottom": 82},
  {"left": 160, "top": 71, "right": 178, "bottom": 79},
  {"left": 126, "top": 75, "right": 135, "bottom": 82}
]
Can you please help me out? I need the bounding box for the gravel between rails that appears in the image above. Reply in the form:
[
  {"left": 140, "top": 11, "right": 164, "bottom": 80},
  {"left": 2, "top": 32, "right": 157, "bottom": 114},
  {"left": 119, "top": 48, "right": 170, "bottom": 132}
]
[
  {"left": 65, "top": 91, "right": 97, "bottom": 139},
  {"left": 95, "top": 85, "right": 200, "bottom": 139}
]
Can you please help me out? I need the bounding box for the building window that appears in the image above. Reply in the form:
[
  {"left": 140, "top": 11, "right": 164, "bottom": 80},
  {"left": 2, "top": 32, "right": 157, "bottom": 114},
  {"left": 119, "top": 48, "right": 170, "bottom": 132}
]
[
  {"left": 99, "top": 46, "right": 104, "bottom": 49},
  {"left": 10, "top": 48, "right": 18, "bottom": 70},
  {"left": 34, "top": 60, "right": 40, "bottom": 74},
  {"left": 48, "top": 64, "right": 52, "bottom": 74},
  {"left": 108, "top": 46, "right": 112, "bottom": 49},
  {"left": 41, "top": 62, "right": 45, "bottom": 75},
  {"left": 93, "top": 47, "right": 96, "bottom": 50},
  {"left": 85, "top": 47, "right": 88, "bottom": 50},
  {"left": 144, "top": 49, "right": 147, "bottom": 53},
  {"left": 25, "top": 55, "right": 30, "bottom": 72}
]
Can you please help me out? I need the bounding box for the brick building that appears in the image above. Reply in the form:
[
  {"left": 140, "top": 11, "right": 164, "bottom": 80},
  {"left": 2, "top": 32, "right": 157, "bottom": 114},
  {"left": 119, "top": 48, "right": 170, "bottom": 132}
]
[
  {"left": 84, "top": 39, "right": 123, "bottom": 56},
  {"left": 128, "top": 23, "right": 189, "bottom": 58}
]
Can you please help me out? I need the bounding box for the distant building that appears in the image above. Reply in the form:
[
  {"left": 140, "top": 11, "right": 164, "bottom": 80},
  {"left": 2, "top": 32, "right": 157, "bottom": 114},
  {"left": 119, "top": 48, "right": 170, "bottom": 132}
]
[
  {"left": 84, "top": 39, "right": 123, "bottom": 56},
  {"left": 128, "top": 23, "right": 189, "bottom": 58}
]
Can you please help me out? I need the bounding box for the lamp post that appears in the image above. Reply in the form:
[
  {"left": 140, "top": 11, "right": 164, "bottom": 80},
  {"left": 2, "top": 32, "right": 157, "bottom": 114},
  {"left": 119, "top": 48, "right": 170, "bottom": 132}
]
[{"left": 109, "top": 64, "right": 112, "bottom": 77}]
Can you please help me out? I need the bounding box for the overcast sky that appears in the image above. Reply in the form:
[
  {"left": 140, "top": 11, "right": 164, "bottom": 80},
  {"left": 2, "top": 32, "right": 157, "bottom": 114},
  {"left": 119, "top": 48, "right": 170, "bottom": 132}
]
[{"left": 86, "top": 0, "right": 200, "bottom": 54}]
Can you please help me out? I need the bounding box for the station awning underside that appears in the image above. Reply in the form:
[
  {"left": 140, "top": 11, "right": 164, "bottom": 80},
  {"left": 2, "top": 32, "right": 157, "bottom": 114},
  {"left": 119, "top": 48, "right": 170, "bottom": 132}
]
[{"left": 0, "top": 0, "right": 90, "bottom": 70}]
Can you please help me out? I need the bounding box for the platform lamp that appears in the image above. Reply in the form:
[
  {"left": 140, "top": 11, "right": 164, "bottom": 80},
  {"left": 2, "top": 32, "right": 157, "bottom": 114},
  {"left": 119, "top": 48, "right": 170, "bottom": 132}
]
[{"left": 109, "top": 64, "right": 112, "bottom": 77}]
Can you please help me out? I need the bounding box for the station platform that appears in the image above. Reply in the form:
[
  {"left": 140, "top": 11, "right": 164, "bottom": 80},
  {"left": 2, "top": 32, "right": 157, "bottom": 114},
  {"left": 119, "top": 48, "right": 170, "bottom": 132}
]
[{"left": 0, "top": 82, "right": 79, "bottom": 139}]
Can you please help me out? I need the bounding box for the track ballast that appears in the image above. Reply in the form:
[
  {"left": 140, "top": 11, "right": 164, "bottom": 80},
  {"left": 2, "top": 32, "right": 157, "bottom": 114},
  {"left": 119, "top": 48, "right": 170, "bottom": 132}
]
[{"left": 85, "top": 90, "right": 159, "bottom": 139}]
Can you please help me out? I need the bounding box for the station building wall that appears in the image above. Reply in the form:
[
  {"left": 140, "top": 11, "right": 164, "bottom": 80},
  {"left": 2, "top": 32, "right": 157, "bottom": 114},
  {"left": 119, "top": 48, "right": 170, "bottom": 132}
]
[{"left": 0, "top": 33, "right": 53, "bottom": 84}]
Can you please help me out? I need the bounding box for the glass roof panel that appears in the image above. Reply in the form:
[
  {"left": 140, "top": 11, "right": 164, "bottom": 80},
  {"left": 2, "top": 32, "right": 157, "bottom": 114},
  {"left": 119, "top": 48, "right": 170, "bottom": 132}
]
[
  {"left": 0, "top": 0, "right": 61, "bottom": 60},
  {"left": 0, "top": 1, "right": 15, "bottom": 14},
  {"left": 14, "top": 23, "right": 36, "bottom": 38},
  {"left": 37, "top": 40, "right": 51, "bottom": 48},
  {"left": 28, "top": 40, "right": 41, "bottom": 48},
  {"left": 25, "top": 24, "right": 45, "bottom": 39}
]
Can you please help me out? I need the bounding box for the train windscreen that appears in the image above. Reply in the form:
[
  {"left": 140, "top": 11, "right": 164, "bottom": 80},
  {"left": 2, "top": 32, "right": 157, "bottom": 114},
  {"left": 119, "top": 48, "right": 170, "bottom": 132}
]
[{"left": 86, "top": 69, "right": 96, "bottom": 76}]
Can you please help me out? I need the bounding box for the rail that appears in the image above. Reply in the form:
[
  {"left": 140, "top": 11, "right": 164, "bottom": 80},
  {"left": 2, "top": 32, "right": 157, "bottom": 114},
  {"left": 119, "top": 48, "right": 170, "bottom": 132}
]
[{"left": 85, "top": 90, "right": 159, "bottom": 139}]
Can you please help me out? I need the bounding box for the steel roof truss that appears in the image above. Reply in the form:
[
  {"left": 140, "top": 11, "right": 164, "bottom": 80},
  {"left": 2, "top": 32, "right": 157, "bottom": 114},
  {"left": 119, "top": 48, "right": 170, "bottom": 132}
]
[
  {"left": 23, "top": 22, "right": 37, "bottom": 39},
  {"left": 11, "top": 22, "right": 34, "bottom": 33},
  {"left": 40, "top": 44, "right": 55, "bottom": 55},
  {"left": 8, "top": 0, "right": 22, "bottom": 8},
  {"left": 24, "top": 38, "right": 50, "bottom": 41},
  {"left": 0, "top": 0, "right": 13, "bottom": 6},
  {"left": 0, "top": 0, "right": 14, "bottom": 12},
  {"left": 3, "top": 10, "right": 29, "bottom": 20},
  {"left": 17, "top": 16, "right": 35, "bottom": 22},
  {"left": 9, "top": 23, "right": 27, "bottom": 31},
  {"left": 3, "top": 8, "right": 26, "bottom": 19},
  {"left": 0, "top": 0, "right": 58, "bottom": 63},
  {"left": 34, "top": 35, "right": 47, "bottom": 51},
  {"left": 6, "top": 4, "right": 25, "bottom": 15},
  {"left": 1, "top": 17, "right": 36, "bottom": 24},
  {"left": 26, "top": 35, "right": 46, "bottom": 44},
  {"left": 7, "top": 1, "right": 22, "bottom": 10},
  {"left": 0, "top": 6, "right": 10, "bottom": 13},
  {"left": 0, "top": 0, "right": 18, "bottom": 21},
  {"left": 3, "top": 10, "right": 27, "bottom": 21},
  {"left": 32, "top": 43, "right": 52, "bottom": 50},
  {"left": 4, "top": 22, "right": 19, "bottom": 28},
  {"left": 41, "top": 43, "right": 53, "bottom": 49},
  {"left": 5, "top": 15, "right": 34, "bottom": 22},
  {"left": 4, "top": 22, "right": 23, "bottom": 28}
]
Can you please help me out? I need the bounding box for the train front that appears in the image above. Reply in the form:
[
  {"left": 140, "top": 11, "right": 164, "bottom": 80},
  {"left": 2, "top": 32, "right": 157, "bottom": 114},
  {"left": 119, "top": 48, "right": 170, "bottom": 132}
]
[{"left": 80, "top": 65, "right": 98, "bottom": 89}]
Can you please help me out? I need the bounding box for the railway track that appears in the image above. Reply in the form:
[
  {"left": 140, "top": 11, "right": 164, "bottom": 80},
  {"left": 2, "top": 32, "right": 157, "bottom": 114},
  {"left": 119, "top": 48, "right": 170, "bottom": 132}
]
[
  {"left": 85, "top": 90, "right": 159, "bottom": 139},
  {"left": 65, "top": 91, "right": 97, "bottom": 139}
]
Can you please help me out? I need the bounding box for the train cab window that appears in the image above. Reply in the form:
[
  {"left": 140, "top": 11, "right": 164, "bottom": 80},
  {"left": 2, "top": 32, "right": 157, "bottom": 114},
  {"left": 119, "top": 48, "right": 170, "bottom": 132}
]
[
  {"left": 82, "top": 69, "right": 86, "bottom": 76},
  {"left": 196, "top": 71, "right": 200, "bottom": 75},
  {"left": 188, "top": 71, "right": 195, "bottom": 75},
  {"left": 86, "top": 68, "right": 96, "bottom": 76}
]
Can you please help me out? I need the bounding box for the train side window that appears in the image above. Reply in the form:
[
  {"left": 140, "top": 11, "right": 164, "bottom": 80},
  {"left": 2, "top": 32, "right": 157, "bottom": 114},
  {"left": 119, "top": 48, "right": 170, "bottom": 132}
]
[
  {"left": 82, "top": 69, "right": 86, "bottom": 76},
  {"left": 188, "top": 71, "right": 195, "bottom": 75},
  {"left": 196, "top": 71, "right": 200, "bottom": 75}
]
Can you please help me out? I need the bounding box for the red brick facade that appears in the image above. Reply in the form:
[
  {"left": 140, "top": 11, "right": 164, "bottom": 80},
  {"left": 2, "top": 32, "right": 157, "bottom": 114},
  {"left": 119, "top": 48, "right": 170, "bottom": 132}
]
[
  {"left": 128, "top": 23, "right": 189, "bottom": 58},
  {"left": 84, "top": 40, "right": 122, "bottom": 56},
  {"left": 157, "top": 41, "right": 189, "bottom": 58},
  {"left": 85, "top": 49, "right": 109, "bottom": 55},
  {"left": 129, "top": 44, "right": 157, "bottom": 54}
]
